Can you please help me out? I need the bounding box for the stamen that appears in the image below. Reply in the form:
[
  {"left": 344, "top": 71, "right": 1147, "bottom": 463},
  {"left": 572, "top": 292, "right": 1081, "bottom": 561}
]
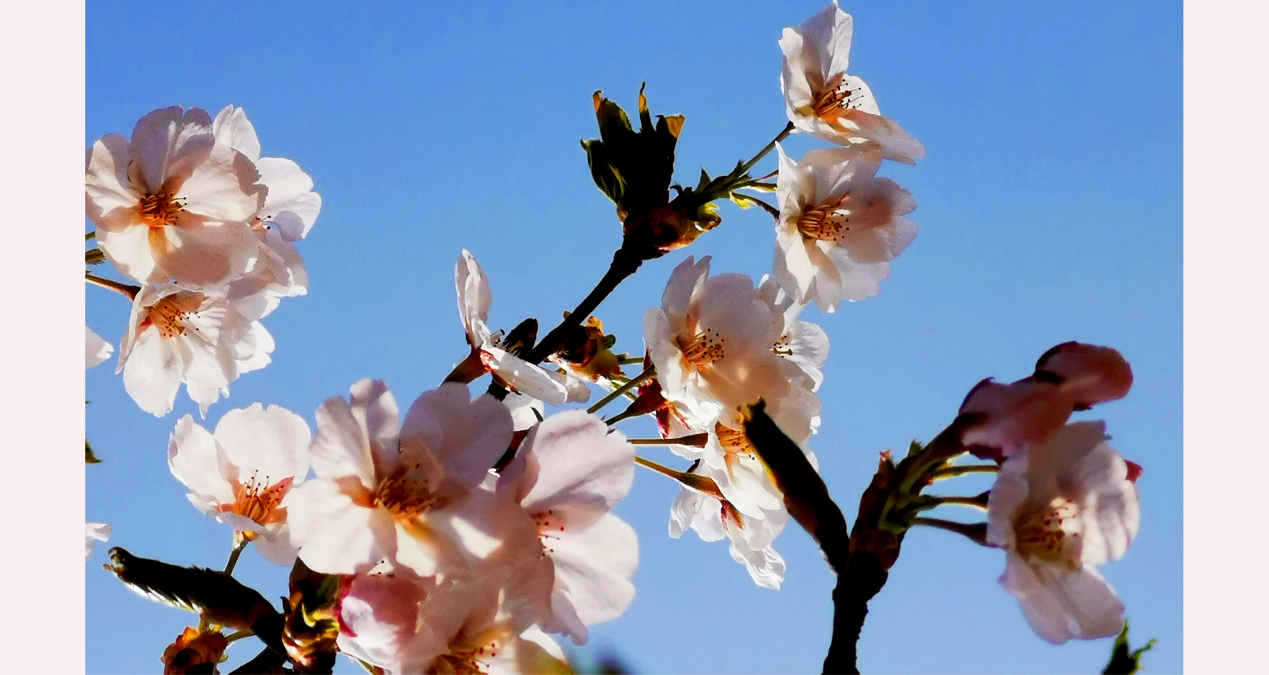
[
  {"left": 137, "top": 192, "right": 184, "bottom": 228},
  {"left": 141, "top": 292, "right": 206, "bottom": 339},
  {"left": 372, "top": 464, "right": 440, "bottom": 519},
  {"left": 1014, "top": 497, "right": 1082, "bottom": 567},
  {"left": 773, "top": 334, "right": 794, "bottom": 357},
  {"left": 797, "top": 192, "right": 851, "bottom": 243},
  {"left": 217, "top": 472, "right": 292, "bottom": 526},
  {"left": 678, "top": 328, "right": 725, "bottom": 366},
  {"left": 811, "top": 72, "right": 867, "bottom": 122}
]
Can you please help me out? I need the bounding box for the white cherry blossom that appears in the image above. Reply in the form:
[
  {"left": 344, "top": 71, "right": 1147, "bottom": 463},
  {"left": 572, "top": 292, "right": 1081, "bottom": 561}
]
[
  {"left": 497, "top": 410, "right": 638, "bottom": 645},
  {"left": 213, "top": 105, "right": 319, "bottom": 307},
  {"left": 757, "top": 275, "right": 829, "bottom": 391},
  {"left": 986, "top": 421, "right": 1140, "bottom": 644},
  {"left": 116, "top": 283, "right": 274, "bottom": 417},
  {"left": 644, "top": 255, "right": 819, "bottom": 435},
  {"left": 85, "top": 106, "right": 263, "bottom": 286},
  {"left": 86, "top": 326, "right": 113, "bottom": 369},
  {"left": 773, "top": 143, "right": 917, "bottom": 311},
  {"left": 454, "top": 250, "right": 570, "bottom": 405},
  {"left": 287, "top": 380, "right": 534, "bottom": 578},
  {"left": 167, "top": 403, "right": 311, "bottom": 564},
  {"left": 779, "top": 1, "right": 924, "bottom": 163}
]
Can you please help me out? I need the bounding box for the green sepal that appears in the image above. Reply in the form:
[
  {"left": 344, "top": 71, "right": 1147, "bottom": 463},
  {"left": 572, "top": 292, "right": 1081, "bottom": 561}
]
[
  {"left": 1102, "top": 620, "right": 1156, "bottom": 674},
  {"left": 603, "top": 334, "right": 617, "bottom": 349}
]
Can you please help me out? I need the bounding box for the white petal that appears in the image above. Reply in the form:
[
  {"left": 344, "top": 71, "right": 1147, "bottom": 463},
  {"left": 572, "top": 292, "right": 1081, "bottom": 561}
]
[
  {"left": 211, "top": 105, "right": 261, "bottom": 161},
  {"left": 484, "top": 347, "right": 569, "bottom": 406},
  {"left": 310, "top": 395, "right": 378, "bottom": 487},
  {"left": 214, "top": 402, "right": 311, "bottom": 483},
  {"left": 168, "top": 414, "right": 235, "bottom": 508},
  {"left": 86, "top": 326, "right": 114, "bottom": 369},
  {"left": 128, "top": 106, "right": 213, "bottom": 193},
  {"left": 549, "top": 513, "right": 638, "bottom": 640},
  {"left": 517, "top": 411, "right": 634, "bottom": 512},
  {"left": 288, "top": 480, "right": 395, "bottom": 574},
  {"left": 121, "top": 330, "right": 185, "bottom": 417}
]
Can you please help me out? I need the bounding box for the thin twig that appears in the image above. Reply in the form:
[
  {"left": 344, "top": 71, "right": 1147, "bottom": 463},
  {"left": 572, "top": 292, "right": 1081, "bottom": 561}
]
[
  {"left": 627, "top": 433, "right": 708, "bottom": 447},
  {"left": 587, "top": 366, "right": 655, "bottom": 414},
  {"left": 85, "top": 273, "right": 140, "bottom": 300}
]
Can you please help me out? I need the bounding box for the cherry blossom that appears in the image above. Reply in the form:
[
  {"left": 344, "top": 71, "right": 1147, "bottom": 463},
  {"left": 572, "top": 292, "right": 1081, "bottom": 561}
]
[
  {"left": 85, "top": 106, "right": 263, "bottom": 286},
  {"left": 644, "top": 255, "right": 820, "bottom": 435},
  {"left": 757, "top": 275, "right": 829, "bottom": 391},
  {"left": 773, "top": 143, "right": 917, "bottom": 310},
  {"left": 497, "top": 410, "right": 638, "bottom": 644},
  {"left": 167, "top": 403, "right": 311, "bottom": 564},
  {"left": 986, "top": 421, "right": 1140, "bottom": 644},
  {"left": 453, "top": 250, "right": 570, "bottom": 405},
  {"left": 86, "top": 326, "right": 113, "bottom": 369},
  {"left": 287, "top": 380, "right": 534, "bottom": 577},
  {"left": 213, "top": 105, "right": 319, "bottom": 307},
  {"left": 779, "top": 1, "right": 924, "bottom": 163},
  {"left": 116, "top": 283, "right": 274, "bottom": 417}
]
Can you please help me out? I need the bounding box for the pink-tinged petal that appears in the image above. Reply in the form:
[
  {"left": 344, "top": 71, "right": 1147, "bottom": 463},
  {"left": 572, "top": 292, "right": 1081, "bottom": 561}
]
[
  {"left": 288, "top": 480, "right": 394, "bottom": 574},
  {"left": 310, "top": 396, "right": 377, "bottom": 487},
  {"left": 401, "top": 384, "right": 512, "bottom": 489},
  {"left": 1055, "top": 431, "right": 1139, "bottom": 565},
  {"left": 122, "top": 329, "right": 185, "bottom": 417},
  {"left": 211, "top": 105, "right": 261, "bottom": 161},
  {"left": 97, "top": 224, "right": 158, "bottom": 284},
  {"left": 337, "top": 570, "right": 441, "bottom": 673},
  {"left": 1001, "top": 553, "right": 1125, "bottom": 644},
  {"left": 214, "top": 402, "right": 311, "bottom": 483},
  {"left": 168, "top": 415, "right": 235, "bottom": 507},
  {"left": 85, "top": 134, "right": 137, "bottom": 230},
  {"left": 158, "top": 215, "right": 257, "bottom": 286},
  {"left": 774, "top": 230, "right": 817, "bottom": 305},
  {"left": 86, "top": 326, "right": 114, "bottom": 369},
  {"left": 959, "top": 378, "right": 1073, "bottom": 459},
  {"left": 456, "top": 250, "right": 493, "bottom": 346},
  {"left": 248, "top": 527, "right": 298, "bottom": 566},
  {"left": 669, "top": 488, "right": 725, "bottom": 542},
  {"left": 349, "top": 378, "right": 402, "bottom": 481},
  {"left": 427, "top": 486, "right": 535, "bottom": 564},
  {"left": 841, "top": 109, "right": 925, "bottom": 164},
  {"left": 549, "top": 513, "right": 638, "bottom": 642},
  {"left": 233, "top": 322, "right": 275, "bottom": 376},
  {"left": 256, "top": 157, "right": 320, "bottom": 238},
  {"left": 779, "top": 28, "right": 815, "bottom": 114},
  {"left": 1035, "top": 342, "right": 1134, "bottom": 409},
  {"left": 804, "top": 1, "right": 853, "bottom": 79},
  {"left": 516, "top": 411, "right": 634, "bottom": 513},
  {"left": 128, "top": 106, "right": 214, "bottom": 194},
  {"left": 661, "top": 255, "right": 710, "bottom": 328},
  {"left": 985, "top": 457, "right": 1031, "bottom": 548},
  {"left": 484, "top": 347, "right": 569, "bottom": 406},
  {"left": 179, "top": 146, "right": 265, "bottom": 223}
]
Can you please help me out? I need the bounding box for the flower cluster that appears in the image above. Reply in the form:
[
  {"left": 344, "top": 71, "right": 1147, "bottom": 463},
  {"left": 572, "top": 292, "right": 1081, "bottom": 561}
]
[
  {"left": 776, "top": 0, "right": 922, "bottom": 311},
  {"left": 165, "top": 382, "right": 639, "bottom": 672},
  {"left": 957, "top": 342, "right": 1141, "bottom": 644},
  {"left": 86, "top": 105, "right": 320, "bottom": 416}
]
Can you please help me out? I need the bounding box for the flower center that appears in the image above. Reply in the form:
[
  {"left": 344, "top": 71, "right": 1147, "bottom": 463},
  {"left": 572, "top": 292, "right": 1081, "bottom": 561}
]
[
  {"left": 218, "top": 472, "right": 292, "bottom": 526},
  {"left": 811, "top": 72, "right": 867, "bottom": 122},
  {"left": 797, "top": 193, "right": 852, "bottom": 242},
  {"left": 533, "top": 508, "right": 566, "bottom": 555},
  {"left": 141, "top": 292, "right": 206, "bottom": 339},
  {"left": 433, "top": 642, "right": 500, "bottom": 675},
  {"left": 372, "top": 464, "right": 440, "bottom": 519},
  {"left": 1014, "top": 497, "right": 1082, "bottom": 567},
  {"left": 138, "top": 191, "right": 184, "bottom": 228},
  {"left": 679, "top": 328, "right": 725, "bottom": 367},
  {"left": 772, "top": 334, "right": 794, "bottom": 357}
]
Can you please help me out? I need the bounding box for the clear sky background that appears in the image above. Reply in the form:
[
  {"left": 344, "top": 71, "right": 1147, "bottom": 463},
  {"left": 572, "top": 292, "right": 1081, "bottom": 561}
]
[{"left": 85, "top": 1, "right": 1181, "bottom": 673}]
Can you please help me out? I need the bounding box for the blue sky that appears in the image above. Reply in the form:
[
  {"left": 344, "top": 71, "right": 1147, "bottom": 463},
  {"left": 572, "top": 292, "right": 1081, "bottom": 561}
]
[{"left": 85, "top": 1, "right": 1181, "bottom": 672}]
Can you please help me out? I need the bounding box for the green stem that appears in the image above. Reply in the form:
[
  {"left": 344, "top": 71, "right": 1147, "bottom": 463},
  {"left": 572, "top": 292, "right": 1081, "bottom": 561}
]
[
  {"left": 929, "top": 464, "right": 999, "bottom": 480},
  {"left": 85, "top": 273, "right": 139, "bottom": 301},
  {"left": 587, "top": 365, "right": 655, "bottom": 414},
  {"left": 919, "top": 494, "right": 990, "bottom": 511},
  {"left": 224, "top": 537, "right": 248, "bottom": 577},
  {"left": 736, "top": 121, "right": 796, "bottom": 177}
]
